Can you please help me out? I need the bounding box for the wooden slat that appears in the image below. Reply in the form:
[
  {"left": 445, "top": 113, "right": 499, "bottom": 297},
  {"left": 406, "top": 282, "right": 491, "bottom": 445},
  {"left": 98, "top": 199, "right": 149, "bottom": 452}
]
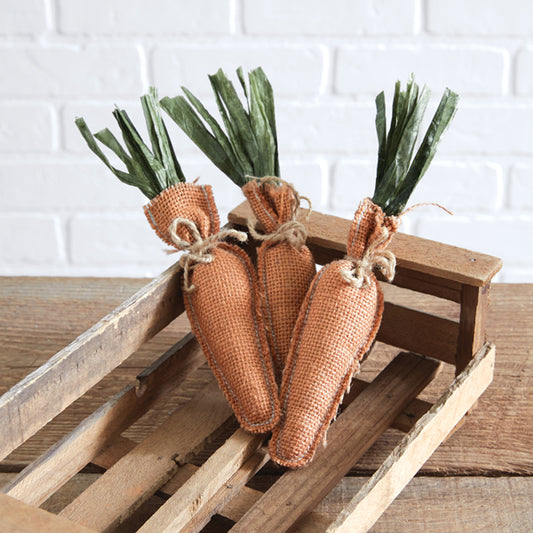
[
  {"left": 228, "top": 201, "right": 502, "bottom": 288},
  {"left": 326, "top": 343, "right": 495, "bottom": 533},
  {"left": 59, "top": 379, "right": 233, "bottom": 532},
  {"left": 230, "top": 352, "right": 441, "bottom": 533},
  {"left": 92, "top": 437, "right": 266, "bottom": 526},
  {"left": 456, "top": 284, "right": 490, "bottom": 374},
  {"left": 340, "top": 381, "right": 433, "bottom": 434},
  {"left": 0, "top": 493, "right": 96, "bottom": 533},
  {"left": 178, "top": 450, "right": 268, "bottom": 531},
  {"left": 378, "top": 303, "right": 458, "bottom": 364},
  {"left": 0, "top": 261, "right": 184, "bottom": 462},
  {"left": 392, "top": 268, "right": 462, "bottom": 303},
  {"left": 138, "top": 430, "right": 264, "bottom": 532},
  {"left": 92, "top": 436, "right": 138, "bottom": 471},
  {"left": 1, "top": 334, "right": 203, "bottom": 506},
  {"left": 307, "top": 244, "right": 463, "bottom": 302}
]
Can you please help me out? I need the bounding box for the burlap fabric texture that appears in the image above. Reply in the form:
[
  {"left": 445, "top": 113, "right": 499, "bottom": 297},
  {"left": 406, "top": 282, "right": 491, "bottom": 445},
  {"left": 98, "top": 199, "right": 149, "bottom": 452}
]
[
  {"left": 242, "top": 177, "right": 316, "bottom": 382},
  {"left": 144, "top": 183, "right": 280, "bottom": 434},
  {"left": 269, "top": 197, "right": 401, "bottom": 467}
]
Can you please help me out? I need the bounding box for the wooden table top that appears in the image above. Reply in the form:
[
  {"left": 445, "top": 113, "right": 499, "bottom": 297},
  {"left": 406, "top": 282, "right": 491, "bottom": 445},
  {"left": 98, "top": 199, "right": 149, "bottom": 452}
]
[{"left": 0, "top": 277, "right": 532, "bottom": 532}]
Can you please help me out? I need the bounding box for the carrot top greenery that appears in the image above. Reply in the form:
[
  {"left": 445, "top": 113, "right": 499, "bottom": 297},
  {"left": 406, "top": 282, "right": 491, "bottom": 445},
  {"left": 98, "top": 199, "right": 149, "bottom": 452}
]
[
  {"left": 371, "top": 76, "right": 459, "bottom": 216},
  {"left": 160, "top": 67, "right": 279, "bottom": 187},
  {"left": 75, "top": 87, "right": 185, "bottom": 199}
]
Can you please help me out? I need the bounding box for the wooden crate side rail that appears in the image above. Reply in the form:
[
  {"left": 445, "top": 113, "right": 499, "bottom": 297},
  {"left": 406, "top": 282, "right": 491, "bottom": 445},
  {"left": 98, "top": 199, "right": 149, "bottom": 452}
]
[
  {"left": 378, "top": 303, "right": 458, "bottom": 365},
  {"left": 1, "top": 333, "right": 203, "bottom": 507},
  {"left": 326, "top": 342, "right": 495, "bottom": 533},
  {"left": 228, "top": 201, "right": 502, "bottom": 289},
  {"left": 0, "top": 261, "right": 185, "bottom": 462}
]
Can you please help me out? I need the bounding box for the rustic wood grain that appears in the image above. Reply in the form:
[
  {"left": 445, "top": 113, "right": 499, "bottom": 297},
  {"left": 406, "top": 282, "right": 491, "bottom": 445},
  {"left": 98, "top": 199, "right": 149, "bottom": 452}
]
[
  {"left": 228, "top": 201, "right": 503, "bottom": 287},
  {"left": 378, "top": 302, "right": 458, "bottom": 364},
  {"left": 272, "top": 476, "right": 533, "bottom": 533},
  {"left": 1, "top": 270, "right": 528, "bottom": 533},
  {"left": 91, "top": 437, "right": 267, "bottom": 527},
  {"left": 59, "top": 380, "right": 233, "bottom": 532},
  {"left": 0, "top": 263, "right": 185, "bottom": 462},
  {"left": 1, "top": 280, "right": 531, "bottom": 477},
  {"left": 0, "top": 492, "right": 97, "bottom": 533},
  {"left": 456, "top": 284, "right": 490, "bottom": 374},
  {"left": 2, "top": 472, "right": 530, "bottom": 533},
  {"left": 1, "top": 334, "right": 204, "bottom": 506},
  {"left": 231, "top": 353, "right": 441, "bottom": 533},
  {"left": 353, "top": 283, "right": 533, "bottom": 476},
  {"left": 138, "top": 430, "right": 265, "bottom": 532},
  {"left": 327, "top": 343, "right": 495, "bottom": 533}
]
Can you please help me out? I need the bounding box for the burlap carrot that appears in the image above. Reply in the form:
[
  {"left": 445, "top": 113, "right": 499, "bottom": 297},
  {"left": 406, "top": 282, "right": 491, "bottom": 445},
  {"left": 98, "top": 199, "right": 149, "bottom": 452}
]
[
  {"left": 242, "top": 177, "right": 315, "bottom": 379},
  {"left": 145, "top": 182, "right": 280, "bottom": 433},
  {"left": 76, "top": 89, "right": 280, "bottom": 434},
  {"left": 270, "top": 77, "right": 459, "bottom": 468},
  {"left": 161, "top": 67, "right": 316, "bottom": 380}
]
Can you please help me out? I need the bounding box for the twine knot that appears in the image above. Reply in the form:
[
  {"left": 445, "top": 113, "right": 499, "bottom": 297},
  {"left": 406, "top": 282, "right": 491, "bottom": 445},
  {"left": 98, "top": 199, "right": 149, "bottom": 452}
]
[
  {"left": 245, "top": 176, "right": 312, "bottom": 251},
  {"left": 247, "top": 219, "right": 307, "bottom": 250},
  {"left": 168, "top": 217, "right": 248, "bottom": 293},
  {"left": 340, "top": 226, "right": 396, "bottom": 289}
]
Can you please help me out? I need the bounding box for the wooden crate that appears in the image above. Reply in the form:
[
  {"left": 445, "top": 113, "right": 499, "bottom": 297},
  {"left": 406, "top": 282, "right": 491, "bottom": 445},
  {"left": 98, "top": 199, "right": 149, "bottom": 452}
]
[{"left": 0, "top": 202, "right": 502, "bottom": 533}]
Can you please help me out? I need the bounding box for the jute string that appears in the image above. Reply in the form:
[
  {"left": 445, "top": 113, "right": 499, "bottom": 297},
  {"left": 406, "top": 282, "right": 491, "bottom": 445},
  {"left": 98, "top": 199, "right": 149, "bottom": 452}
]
[
  {"left": 245, "top": 176, "right": 312, "bottom": 251},
  {"left": 340, "top": 225, "right": 396, "bottom": 289},
  {"left": 168, "top": 217, "right": 248, "bottom": 293},
  {"left": 400, "top": 202, "right": 454, "bottom": 217},
  {"left": 340, "top": 202, "right": 453, "bottom": 289}
]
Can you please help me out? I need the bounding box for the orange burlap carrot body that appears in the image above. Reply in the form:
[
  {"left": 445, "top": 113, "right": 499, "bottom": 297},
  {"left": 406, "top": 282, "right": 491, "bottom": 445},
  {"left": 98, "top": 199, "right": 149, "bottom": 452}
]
[
  {"left": 269, "top": 197, "right": 400, "bottom": 467},
  {"left": 144, "top": 182, "right": 280, "bottom": 434},
  {"left": 242, "top": 179, "right": 316, "bottom": 381}
]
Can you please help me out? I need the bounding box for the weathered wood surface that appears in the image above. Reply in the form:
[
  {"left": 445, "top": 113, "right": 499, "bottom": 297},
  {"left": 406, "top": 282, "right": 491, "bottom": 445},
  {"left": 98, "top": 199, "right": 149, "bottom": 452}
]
[
  {"left": 1, "top": 334, "right": 204, "bottom": 506},
  {"left": 0, "top": 492, "right": 97, "bottom": 533},
  {"left": 228, "top": 201, "right": 503, "bottom": 287},
  {"left": 1, "top": 279, "right": 531, "bottom": 477},
  {"left": 59, "top": 380, "right": 233, "bottom": 532},
  {"left": 138, "top": 430, "right": 265, "bottom": 532},
  {"left": 0, "top": 278, "right": 531, "bottom": 532},
  {"left": 1, "top": 472, "right": 530, "bottom": 533},
  {"left": 231, "top": 353, "right": 441, "bottom": 533},
  {"left": 0, "top": 265, "right": 184, "bottom": 462},
  {"left": 327, "top": 343, "right": 495, "bottom": 533}
]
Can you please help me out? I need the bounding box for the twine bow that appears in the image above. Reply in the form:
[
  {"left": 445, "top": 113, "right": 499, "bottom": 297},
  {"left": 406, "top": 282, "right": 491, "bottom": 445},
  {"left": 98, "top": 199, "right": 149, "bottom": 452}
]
[
  {"left": 247, "top": 219, "right": 308, "bottom": 250},
  {"left": 245, "top": 176, "right": 312, "bottom": 251},
  {"left": 340, "top": 225, "right": 396, "bottom": 289},
  {"left": 168, "top": 217, "right": 248, "bottom": 293}
]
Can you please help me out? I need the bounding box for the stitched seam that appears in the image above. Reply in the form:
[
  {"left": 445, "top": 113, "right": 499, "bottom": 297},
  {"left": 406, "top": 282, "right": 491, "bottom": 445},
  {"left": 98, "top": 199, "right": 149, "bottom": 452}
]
[
  {"left": 276, "top": 270, "right": 381, "bottom": 463},
  {"left": 187, "top": 246, "right": 277, "bottom": 428},
  {"left": 146, "top": 207, "right": 159, "bottom": 232}
]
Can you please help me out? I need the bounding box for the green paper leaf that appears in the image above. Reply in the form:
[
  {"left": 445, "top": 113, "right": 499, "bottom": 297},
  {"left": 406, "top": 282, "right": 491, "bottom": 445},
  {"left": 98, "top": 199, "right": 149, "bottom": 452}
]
[
  {"left": 160, "top": 95, "right": 245, "bottom": 185},
  {"left": 372, "top": 77, "right": 459, "bottom": 215},
  {"left": 76, "top": 89, "right": 185, "bottom": 199},
  {"left": 141, "top": 87, "right": 185, "bottom": 189},
  {"left": 162, "top": 66, "right": 280, "bottom": 186}
]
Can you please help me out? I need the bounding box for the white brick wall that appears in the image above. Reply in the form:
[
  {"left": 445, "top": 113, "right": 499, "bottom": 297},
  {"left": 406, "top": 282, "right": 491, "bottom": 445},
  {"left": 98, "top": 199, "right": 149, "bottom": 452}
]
[{"left": 0, "top": 0, "right": 531, "bottom": 282}]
